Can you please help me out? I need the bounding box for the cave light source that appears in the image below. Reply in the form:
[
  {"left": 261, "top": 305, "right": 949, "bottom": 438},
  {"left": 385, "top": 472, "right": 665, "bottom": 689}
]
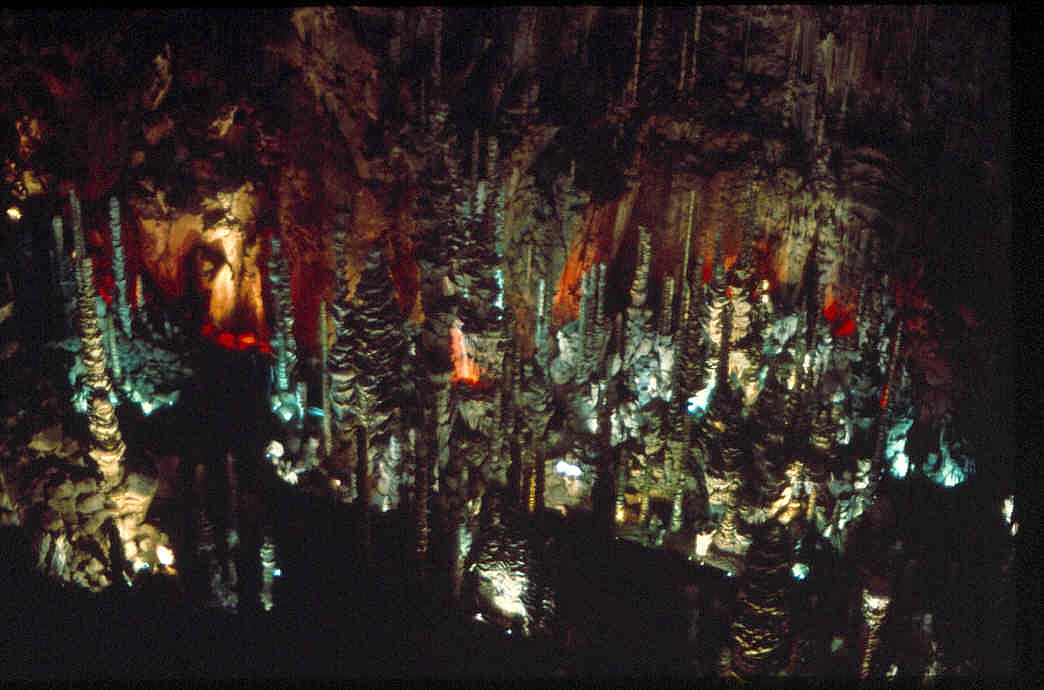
[
  {"left": 554, "top": 459, "right": 582, "bottom": 478},
  {"left": 791, "top": 562, "right": 810, "bottom": 580},
  {"left": 6, "top": 206, "right": 21, "bottom": 222},
  {"left": 156, "top": 544, "right": 175, "bottom": 567},
  {"left": 686, "top": 372, "right": 716, "bottom": 415}
]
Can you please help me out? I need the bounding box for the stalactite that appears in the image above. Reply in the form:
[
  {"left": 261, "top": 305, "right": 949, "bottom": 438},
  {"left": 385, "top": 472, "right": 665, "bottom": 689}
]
[
  {"left": 677, "top": 10, "right": 690, "bottom": 93},
  {"left": 430, "top": 7, "right": 442, "bottom": 93},
  {"left": 629, "top": 5, "right": 644, "bottom": 107},
  {"left": 689, "top": 7, "right": 702, "bottom": 91},
  {"left": 470, "top": 128, "right": 480, "bottom": 218},
  {"left": 742, "top": 15, "right": 751, "bottom": 75},
  {"left": 388, "top": 9, "right": 405, "bottom": 68},
  {"left": 801, "top": 10, "right": 818, "bottom": 81}
]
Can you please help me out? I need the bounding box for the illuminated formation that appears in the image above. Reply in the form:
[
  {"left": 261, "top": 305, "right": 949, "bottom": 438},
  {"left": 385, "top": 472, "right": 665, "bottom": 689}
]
[
  {"left": 71, "top": 190, "right": 124, "bottom": 488},
  {"left": 0, "top": 6, "right": 1011, "bottom": 679}
]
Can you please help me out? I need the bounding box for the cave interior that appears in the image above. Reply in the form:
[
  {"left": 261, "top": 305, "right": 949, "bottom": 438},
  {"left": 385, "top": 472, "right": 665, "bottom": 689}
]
[{"left": 0, "top": 6, "right": 1015, "bottom": 680}]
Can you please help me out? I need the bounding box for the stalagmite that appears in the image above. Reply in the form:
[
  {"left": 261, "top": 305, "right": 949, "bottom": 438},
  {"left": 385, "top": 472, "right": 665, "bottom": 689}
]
[
  {"left": 595, "top": 263, "right": 607, "bottom": 326},
  {"left": 109, "top": 197, "right": 132, "bottom": 338},
  {"left": 76, "top": 257, "right": 124, "bottom": 488},
  {"left": 534, "top": 278, "right": 547, "bottom": 361},
  {"left": 70, "top": 188, "right": 85, "bottom": 262},
  {"left": 661, "top": 275, "right": 675, "bottom": 335},
  {"left": 577, "top": 269, "right": 589, "bottom": 365},
  {"left": 269, "top": 235, "right": 296, "bottom": 396},
  {"left": 76, "top": 258, "right": 112, "bottom": 396},
  {"left": 295, "top": 381, "right": 307, "bottom": 430},
  {"left": 104, "top": 308, "right": 121, "bottom": 383},
  {"left": 319, "top": 299, "right": 331, "bottom": 457},
  {"left": 859, "top": 588, "right": 892, "bottom": 678},
  {"left": 631, "top": 225, "right": 651, "bottom": 308}
]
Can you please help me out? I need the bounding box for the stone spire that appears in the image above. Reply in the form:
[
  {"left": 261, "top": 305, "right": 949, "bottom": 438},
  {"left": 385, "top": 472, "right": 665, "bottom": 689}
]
[
  {"left": 269, "top": 234, "right": 297, "bottom": 396},
  {"left": 859, "top": 588, "right": 893, "bottom": 678},
  {"left": 631, "top": 225, "right": 652, "bottom": 308},
  {"left": 109, "top": 197, "right": 132, "bottom": 338},
  {"left": 76, "top": 255, "right": 124, "bottom": 488}
]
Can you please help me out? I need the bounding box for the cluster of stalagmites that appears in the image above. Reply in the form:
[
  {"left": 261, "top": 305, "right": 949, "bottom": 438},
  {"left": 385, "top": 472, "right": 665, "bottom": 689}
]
[
  {"left": 326, "top": 230, "right": 414, "bottom": 509},
  {"left": 0, "top": 188, "right": 180, "bottom": 592}
]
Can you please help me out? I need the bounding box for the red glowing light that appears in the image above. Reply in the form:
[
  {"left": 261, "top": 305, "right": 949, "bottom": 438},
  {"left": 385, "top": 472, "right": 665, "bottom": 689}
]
[
  {"left": 450, "top": 323, "right": 484, "bottom": 386},
  {"left": 823, "top": 301, "right": 857, "bottom": 338},
  {"left": 202, "top": 324, "right": 272, "bottom": 355},
  {"left": 702, "top": 262, "right": 712, "bottom": 284},
  {"left": 879, "top": 387, "right": 889, "bottom": 409}
]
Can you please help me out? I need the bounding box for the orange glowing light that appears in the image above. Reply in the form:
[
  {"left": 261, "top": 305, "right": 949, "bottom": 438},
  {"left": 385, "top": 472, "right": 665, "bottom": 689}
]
[
  {"left": 879, "top": 386, "right": 889, "bottom": 409},
  {"left": 238, "top": 333, "right": 257, "bottom": 347},
  {"left": 450, "top": 323, "right": 484, "bottom": 386}
]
